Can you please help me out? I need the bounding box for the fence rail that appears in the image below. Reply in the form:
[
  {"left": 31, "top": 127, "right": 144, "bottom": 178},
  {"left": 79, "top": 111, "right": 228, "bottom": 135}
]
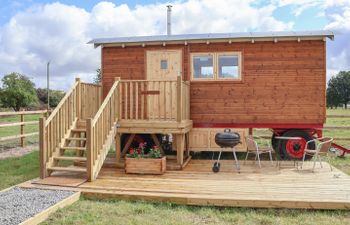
[{"left": 0, "top": 110, "right": 48, "bottom": 147}]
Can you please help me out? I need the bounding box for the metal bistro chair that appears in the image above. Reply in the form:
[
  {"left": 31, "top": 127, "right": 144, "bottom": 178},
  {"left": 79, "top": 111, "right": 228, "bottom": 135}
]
[
  {"left": 301, "top": 137, "right": 334, "bottom": 172},
  {"left": 244, "top": 136, "right": 274, "bottom": 168}
]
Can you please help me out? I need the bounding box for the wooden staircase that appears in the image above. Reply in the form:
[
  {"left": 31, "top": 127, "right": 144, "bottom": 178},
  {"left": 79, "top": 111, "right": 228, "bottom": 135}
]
[
  {"left": 40, "top": 78, "right": 121, "bottom": 181},
  {"left": 47, "top": 120, "right": 88, "bottom": 174}
]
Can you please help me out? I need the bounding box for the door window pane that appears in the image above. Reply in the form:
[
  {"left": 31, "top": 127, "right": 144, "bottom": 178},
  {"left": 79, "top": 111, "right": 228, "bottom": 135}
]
[
  {"left": 218, "top": 55, "right": 239, "bottom": 78},
  {"left": 160, "top": 59, "right": 168, "bottom": 69},
  {"left": 193, "top": 55, "right": 214, "bottom": 79}
]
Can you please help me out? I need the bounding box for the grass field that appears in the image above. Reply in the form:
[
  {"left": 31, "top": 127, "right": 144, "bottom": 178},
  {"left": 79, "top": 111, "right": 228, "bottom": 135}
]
[{"left": 0, "top": 151, "right": 39, "bottom": 190}]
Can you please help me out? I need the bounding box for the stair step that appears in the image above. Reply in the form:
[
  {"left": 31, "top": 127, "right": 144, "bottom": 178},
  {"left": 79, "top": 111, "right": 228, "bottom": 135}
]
[
  {"left": 66, "top": 137, "right": 86, "bottom": 141},
  {"left": 54, "top": 156, "right": 87, "bottom": 161},
  {"left": 71, "top": 128, "right": 86, "bottom": 133},
  {"left": 48, "top": 166, "right": 86, "bottom": 173},
  {"left": 60, "top": 146, "right": 86, "bottom": 151}
]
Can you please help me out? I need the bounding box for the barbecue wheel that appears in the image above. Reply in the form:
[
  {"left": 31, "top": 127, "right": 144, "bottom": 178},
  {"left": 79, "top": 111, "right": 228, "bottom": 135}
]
[{"left": 212, "top": 162, "right": 220, "bottom": 173}]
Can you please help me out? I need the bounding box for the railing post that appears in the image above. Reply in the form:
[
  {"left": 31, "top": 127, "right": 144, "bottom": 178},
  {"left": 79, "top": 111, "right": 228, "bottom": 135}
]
[
  {"left": 86, "top": 118, "right": 94, "bottom": 181},
  {"left": 114, "top": 77, "right": 120, "bottom": 121},
  {"left": 176, "top": 76, "right": 183, "bottom": 122},
  {"left": 75, "top": 77, "right": 81, "bottom": 119},
  {"left": 39, "top": 117, "right": 47, "bottom": 179}
]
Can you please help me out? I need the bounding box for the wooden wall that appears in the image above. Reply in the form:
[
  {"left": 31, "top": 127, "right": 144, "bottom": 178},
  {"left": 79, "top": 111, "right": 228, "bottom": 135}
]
[{"left": 102, "top": 40, "right": 326, "bottom": 126}]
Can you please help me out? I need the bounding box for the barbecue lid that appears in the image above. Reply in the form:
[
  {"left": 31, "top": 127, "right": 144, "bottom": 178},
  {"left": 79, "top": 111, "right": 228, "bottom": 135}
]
[{"left": 215, "top": 129, "right": 240, "bottom": 140}]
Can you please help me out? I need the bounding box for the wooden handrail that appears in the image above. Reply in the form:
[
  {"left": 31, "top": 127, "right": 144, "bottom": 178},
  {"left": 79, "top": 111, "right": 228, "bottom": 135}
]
[
  {"left": 40, "top": 78, "right": 81, "bottom": 178},
  {"left": 87, "top": 78, "right": 120, "bottom": 181},
  {"left": 92, "top": 81, "right": 120, "bottom": 125},
  {"left": 45, "top": 80, "right": 79, "bottom": 126}
]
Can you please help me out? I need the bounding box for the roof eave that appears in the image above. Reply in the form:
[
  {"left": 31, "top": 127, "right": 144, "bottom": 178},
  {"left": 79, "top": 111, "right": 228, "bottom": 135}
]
[{"left": 90, "top": 35, "right": 334, "bottom": 48}]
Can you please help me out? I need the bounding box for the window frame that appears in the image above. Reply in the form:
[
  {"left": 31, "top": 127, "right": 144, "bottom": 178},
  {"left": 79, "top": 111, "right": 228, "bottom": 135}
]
[
  {"left": 190, "top": 52, "right": 216, "bottom": 80},
  {"left": 190, "top": 52, "right": 242, "bottom": 81}
]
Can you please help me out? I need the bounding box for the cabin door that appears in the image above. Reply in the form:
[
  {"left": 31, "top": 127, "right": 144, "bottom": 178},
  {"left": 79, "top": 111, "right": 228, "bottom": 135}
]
[
  {"left": 146, "top": 50, "right": 182, "bottom": 120},
  {"left": 146, "top": 50, "right": 182, "bottom": 80}
]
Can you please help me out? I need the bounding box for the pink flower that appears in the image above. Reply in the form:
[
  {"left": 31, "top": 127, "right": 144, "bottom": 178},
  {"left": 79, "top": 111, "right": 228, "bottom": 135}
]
[{"left": 129, "top": 148, "right": 134, "bottom": 154}]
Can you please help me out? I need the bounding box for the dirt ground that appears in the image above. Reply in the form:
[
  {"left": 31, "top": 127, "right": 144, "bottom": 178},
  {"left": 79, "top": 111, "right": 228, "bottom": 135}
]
[{"left": 0, "top": 144, "right": 38, "bottom": 160}]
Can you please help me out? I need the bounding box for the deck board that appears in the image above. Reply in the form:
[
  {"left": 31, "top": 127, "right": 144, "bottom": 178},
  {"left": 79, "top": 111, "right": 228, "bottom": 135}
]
[{"left": 23, "top": 160, "right": 350, "bottom": 209}]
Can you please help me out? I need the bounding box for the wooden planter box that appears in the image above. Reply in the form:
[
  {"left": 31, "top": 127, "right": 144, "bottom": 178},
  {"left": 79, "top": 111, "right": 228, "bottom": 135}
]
[{"left": 125, "top": 156, "right": 166, "bottom": 175}]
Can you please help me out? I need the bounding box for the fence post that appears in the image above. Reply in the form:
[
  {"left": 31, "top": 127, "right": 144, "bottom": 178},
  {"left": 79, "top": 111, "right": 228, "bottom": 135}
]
[
  {"left": 86, "top": 118, "right": 94, "bottom": 181},
  {"left": 20, "top": 111, "right": 25, "bottom": 147},
  {"left": 39, "top": 117, "right": 47, "bottom": 179},
  {"left": 176, "top": 76, "right": 183, "bottom": 122}
]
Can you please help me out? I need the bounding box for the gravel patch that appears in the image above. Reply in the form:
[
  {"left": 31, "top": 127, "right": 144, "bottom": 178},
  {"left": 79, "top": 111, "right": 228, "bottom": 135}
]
[
  {"left": 0, "top": 187, "right": 75, "bottom": 225},
  {"left": 0, "top": 144, "right": 38, "bottom": 159}
]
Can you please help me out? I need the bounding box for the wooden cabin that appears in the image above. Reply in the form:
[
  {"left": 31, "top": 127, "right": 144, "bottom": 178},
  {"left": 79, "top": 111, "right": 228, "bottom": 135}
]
[{"left": 39, "top": 31, "right": 334, "bottom": 181}]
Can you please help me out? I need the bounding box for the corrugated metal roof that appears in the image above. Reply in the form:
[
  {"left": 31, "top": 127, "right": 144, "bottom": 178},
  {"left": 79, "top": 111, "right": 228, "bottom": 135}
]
[{"left": 88, "top": 30, "right": 334, "bottom": 47}]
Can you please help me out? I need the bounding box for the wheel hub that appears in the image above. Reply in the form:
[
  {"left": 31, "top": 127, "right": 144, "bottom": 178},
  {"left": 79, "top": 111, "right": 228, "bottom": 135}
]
[{"left": 286, "top": 138, "right": 306, "bottom": 159}]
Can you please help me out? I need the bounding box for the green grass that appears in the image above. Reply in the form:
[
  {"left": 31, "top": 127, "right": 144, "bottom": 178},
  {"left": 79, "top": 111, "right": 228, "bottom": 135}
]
[
  {"left": 42, "top": 199, "right": 350, "bottom": 225},
  {"left": 0, "top": 151, "right": 39, "bottom": 190}
]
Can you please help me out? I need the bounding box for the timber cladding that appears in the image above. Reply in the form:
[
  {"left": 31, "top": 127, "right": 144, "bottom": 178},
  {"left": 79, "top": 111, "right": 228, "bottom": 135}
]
[{"left": 102, "top": 40, "right": 326, "bottom": 125}]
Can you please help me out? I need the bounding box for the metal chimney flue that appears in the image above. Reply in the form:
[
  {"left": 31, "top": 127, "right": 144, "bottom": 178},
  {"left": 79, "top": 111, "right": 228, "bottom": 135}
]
[{"left": 167, "top": 5, "right": 172, "bottom": 35}]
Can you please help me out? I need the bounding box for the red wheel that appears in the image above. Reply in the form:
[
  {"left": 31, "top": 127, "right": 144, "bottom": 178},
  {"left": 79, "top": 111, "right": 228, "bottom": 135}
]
[
  {"left": 279, "top": 130, "right": 315, "bottom": 160},
  {"left": 285, "top": 138, "right": 306, "bottom": 159}
]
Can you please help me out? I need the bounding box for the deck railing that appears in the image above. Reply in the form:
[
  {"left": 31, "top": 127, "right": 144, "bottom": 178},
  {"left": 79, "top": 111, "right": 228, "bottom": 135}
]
[
  {"left": 119, "top": 76, "right": 190, "bottom": 122},
  {"left": 86, "top": 78, "right": 120, "bottom": 181},
  {"left": 39, "top": 78, "right": 102, "bottom": 178}
]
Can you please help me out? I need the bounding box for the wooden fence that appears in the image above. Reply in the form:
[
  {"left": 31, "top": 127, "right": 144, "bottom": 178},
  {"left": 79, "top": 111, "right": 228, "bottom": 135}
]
[
  {"left": 323, "top": 115, "right": 350, "bottom": 142},
  {"left": 0, "top": 110, "right": 48, "bottom": 147}
]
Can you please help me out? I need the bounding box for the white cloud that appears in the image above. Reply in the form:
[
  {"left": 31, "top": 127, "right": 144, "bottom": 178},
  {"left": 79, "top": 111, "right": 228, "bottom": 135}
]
[
  {"left": 0, "top": 0, "right": 294, "bottom": 90},
  {"left": 0, "top": 0, "right": 349, "bottom": 90},
  {"left": 324, "top": 1, "right": 350, "bottom": 80}
]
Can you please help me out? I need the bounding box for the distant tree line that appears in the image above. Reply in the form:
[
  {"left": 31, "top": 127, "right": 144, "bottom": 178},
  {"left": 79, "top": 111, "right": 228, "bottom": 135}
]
[
  {"left": 0, "top": 72, "right": 65, "bottom": 111},
  {"left": 327, "top": 71, "right": 350, "bottom": 109}
]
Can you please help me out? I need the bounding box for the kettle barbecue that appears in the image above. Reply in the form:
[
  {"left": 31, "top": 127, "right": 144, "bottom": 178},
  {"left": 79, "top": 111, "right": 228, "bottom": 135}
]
[{"left": 212, "top": 129, "right": 241, "bottom": 173}]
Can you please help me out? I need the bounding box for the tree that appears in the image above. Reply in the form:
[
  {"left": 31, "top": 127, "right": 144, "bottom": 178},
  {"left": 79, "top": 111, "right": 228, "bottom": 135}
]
[
  {"left": 326, "top": 71, "right": 350, "bottom": 109},
  {"left": 93, "top": 68, "right": 101, "bottom": 84},
  {"left": 0, "top": 73, "right": 38, "bottom": 111},
  {"left": 326, "top": 77, "right": 341, "bottom": 109},
  {"left": 36, "top": 88, "right": 65, "bottom": 107}
]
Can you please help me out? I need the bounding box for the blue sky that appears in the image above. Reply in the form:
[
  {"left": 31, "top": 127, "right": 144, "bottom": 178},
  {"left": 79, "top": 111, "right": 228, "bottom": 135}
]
[
  {"left": 0, "top": 0, "right": 169, "bottom": 24},
  {"left": 0, "top": 0, "right": 349, "bottom": 90}
]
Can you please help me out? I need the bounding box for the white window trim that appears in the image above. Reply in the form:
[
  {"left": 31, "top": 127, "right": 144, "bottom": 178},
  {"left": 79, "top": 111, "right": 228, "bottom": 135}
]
[{"left": 190, "top": 52, "right": 242, "bottom": 81}]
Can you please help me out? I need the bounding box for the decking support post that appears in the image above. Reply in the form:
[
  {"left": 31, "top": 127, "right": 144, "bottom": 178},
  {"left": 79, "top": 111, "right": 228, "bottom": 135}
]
[
  {"left": 176, "top": 133, "right": 185, "bottom": 167},
  {"left": 176, "top": 76, "right": 183, "bottom": 122},
  {"left": 115, "top": 133, "right": 121, "bottom": 162},
  {"left": 75, "top": 78, "right": 81, "bottom": 119},
  {"left": 86, "top": 118, "right": 94, "bottom": 181},
  {"left": 39, "top": 117, "right": 48, "bottom": 179}
]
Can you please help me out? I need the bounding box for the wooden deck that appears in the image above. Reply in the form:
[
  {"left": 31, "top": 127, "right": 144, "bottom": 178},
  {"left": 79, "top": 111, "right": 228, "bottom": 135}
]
[{"left": 22, "top": 160, "right": 350, "bottom": 209}]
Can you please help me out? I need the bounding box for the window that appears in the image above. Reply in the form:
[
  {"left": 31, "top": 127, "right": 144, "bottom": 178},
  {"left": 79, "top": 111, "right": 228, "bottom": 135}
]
[
  {"left": 192, "top": 55, "right": 214, "bottom": 79},
  {"left": 218, "top": 54, "right": 239, "bottom": 79},
  {"left": 191, "top": 52, "right": 242, "bottom": 80},
  {"left": 160, "top": 59, "right": 168, "bottom": 69}
]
